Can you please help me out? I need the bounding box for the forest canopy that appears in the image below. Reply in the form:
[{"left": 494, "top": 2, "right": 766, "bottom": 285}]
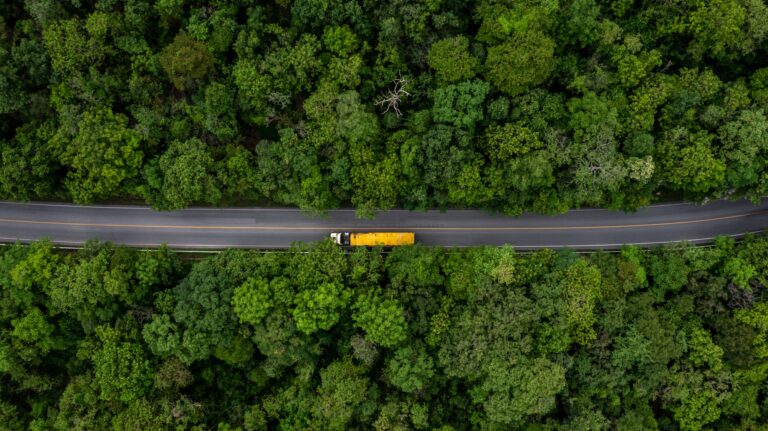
[
  {"left": 4, "top": 237, "right": 768, "bottom": 429},
  {"left": 1, "top": 0, "right": 768, "bottom": 215}
]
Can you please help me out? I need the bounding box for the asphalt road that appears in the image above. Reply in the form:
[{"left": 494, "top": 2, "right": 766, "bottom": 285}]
[{"left": 0, "top": 200, "right": 767, "bottom": 250}]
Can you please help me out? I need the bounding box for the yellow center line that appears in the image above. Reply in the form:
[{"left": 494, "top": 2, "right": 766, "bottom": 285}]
[{"left": 0, "top": 210, "right": 765, "bottom": 231}]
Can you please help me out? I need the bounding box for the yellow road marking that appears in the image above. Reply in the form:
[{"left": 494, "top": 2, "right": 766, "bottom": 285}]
[{"left": 0, "top": 210, "right": 765, "bottom": 231}]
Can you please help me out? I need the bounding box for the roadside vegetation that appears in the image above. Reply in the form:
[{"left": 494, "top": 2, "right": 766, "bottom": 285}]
[
  {"left": 3, "top": 237, "right": 768, "bottom": 429},
  {"left": 2, "top": 1, "right": 768, "bottom": 215}
]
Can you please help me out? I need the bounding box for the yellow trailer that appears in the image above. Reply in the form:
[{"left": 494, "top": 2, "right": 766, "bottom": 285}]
[{"left": 330, "top": 232, "right": 415, "bottom": 246}]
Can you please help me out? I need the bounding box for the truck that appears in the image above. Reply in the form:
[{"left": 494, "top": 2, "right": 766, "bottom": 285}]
[{"left": 330, "top": 232, "right": 415, "bottom": 247}]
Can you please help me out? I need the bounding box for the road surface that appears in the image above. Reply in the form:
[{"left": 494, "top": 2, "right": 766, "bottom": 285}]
[{"left": 0, "top": 200, "right": 767, "bottom": 250}]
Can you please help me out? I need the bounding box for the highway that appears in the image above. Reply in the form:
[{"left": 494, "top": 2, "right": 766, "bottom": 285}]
[{"left": 0, "top": 200, "right": 767, "bottom": 250}]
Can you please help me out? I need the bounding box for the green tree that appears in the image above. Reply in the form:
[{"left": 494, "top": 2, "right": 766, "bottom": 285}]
[
  {"left": 734, "top": 301, "right": 768, "bottom": 359},
  {"left": 561, "top": 259, "right": 602, "bottom": 345},
  {"left": 11, "top": 307, "right": 55, "bottom": 357},
  {"left": 350, "top": 153, "right": 402, "bottom": 218},
  {"left": 337, "top": 90, "right": 380, "bottom": 143},
  {"left": 658, "top": 128, "right": 725, "bottom": 194},
  {"left": 565, "top": 0, "right": 602, "bottom": 47},
  {"left": 292, "top": 282, "right": 351, "bottom": 335},
  {"left": 313, "top": 360, "right": 371, "bottom": 430},
  {"left": 232, "top": 59, "right": 271, "bottom": 124},
  {"left": 0, "top": 47, "right": 28, "bottom": 114},
  {"left": 386, "top": 246, "right": 444, "bottom": 289},
  {"left": 159, "top": 34, "right": 215, "bottom": 91},
  {"left": 386, "top": 344, "right": 435, "bottom": 393},
  {"left": 485, "top": 31, "right": 555, "bottom": 96},
  {"left": 233, "top": 277, "right": 275, "bottom": 326},
  {"left": 142, "top": 138, "right": 221, "bottom": 210},
  {"left": 141, "top": 314, "right": 180, "bottom": 357},
  {"left": 134, "top": 245, "right": 182, "bottom": 291},
  {"left": 722, "top": 257, "right": 757, "bottom": 290},
  {"left": 200, "top": 81, "right": 238, "bottom": 140},
  {"left": 92, "top": 326, "right": 152, "bottom": 403},
  {"left": 431, "top": 80, "right": 489, "bottom": 130},
  {"left": 427, "top": 36, "right": 478, "bottom": 84},
  {"left": 352, "top": 291, "right": 407, "bottom": 348},
  {"left": 718, "top": 109, "right": 768, "bottom": 189},
  {"left": 46, "top": 243, "right": 134, "bottom": 327},
  {"left": 0, "top": 122, "right": 58, "bottom": 201},
  {"left": 216, "top": 145, "right": 259, "bottom": 201},
  {"left": 322, "top": 25, "right": 359, "bottom": 57},
  {"left": 612, "top": 36, "right": 663, "bottom": 89},
  {"left": 53, "top": 108, "right": 143, "bottom": 204},
  {"left": 153, "top": 356, "right": 193, "bottom": 390},
  {"left": 448, "top": 160, "right": 492, "bottom": 207},
  {"left": 42, "top": 18, "right": 105, "bottom": 77},
  {"left": 252, "top": 129, "right": 336, "bottom": 211},
  {"left": 671, "top": 385, "right": 722, "bottom": 431},
  {"left": 146, "top": 254, "right": 242, "bottom": 364},
  {"left": 687, "top": 328, "right": 724, "bottom": 371},
  {"left": 683, "top": 0, "right": 762, "bottom": 61},
  {"left": 7, "top": 239, "right": 60, "bottom": 308},
  {"left": 474, "top": 357, "right": 566, "bottom": 426},
  {"left": 483, "top": 123, "right": 543, "bottom": 162},
  {"left": 112, "top": 399, "right": 165, "bottom": 431}
]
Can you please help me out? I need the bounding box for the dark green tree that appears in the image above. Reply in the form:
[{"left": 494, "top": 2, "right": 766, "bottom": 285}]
[{"left": 159, "top": 34, "right": 215, "bottom": 91}]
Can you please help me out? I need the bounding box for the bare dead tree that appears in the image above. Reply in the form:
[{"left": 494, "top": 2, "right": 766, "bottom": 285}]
[
  {"left": 375, "top": 75, "right": 411, "bottom": 117},
  {"left": 129, "top": 306, "right": 155, "bottom": 324},
  {"left": 727, "top": 282, "right": 756, "bottom": 309}
]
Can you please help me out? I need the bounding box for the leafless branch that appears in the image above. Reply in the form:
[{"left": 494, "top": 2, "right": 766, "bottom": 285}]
[
  {"left": 375, "top": 75, "right": 411, "bottom": 117},
  {"left": 727, "top": 282, "right": 755, "bottom": 309}
]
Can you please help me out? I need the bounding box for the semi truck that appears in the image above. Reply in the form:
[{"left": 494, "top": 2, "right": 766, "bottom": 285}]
[{"left": 330, "top": 232, "right": 415, "bottom": 246}]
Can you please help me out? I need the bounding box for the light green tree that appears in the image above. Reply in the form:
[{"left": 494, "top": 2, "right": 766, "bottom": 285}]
[
  {"left": 11, "top": 307, "right": 55, "bottom": 358},
  {"left": 428, "top": 36, "right": 478, "bottom": 84},
  {"left": 293, "top": 282, "right": 351, "bottom": 335},
  {"left": 92, "top": 326, "right": 152, "bottom": 403},
  {"left": 143, "top": 138, "right": 221, "bottom": 210},
  {"left": 386, "top": 344, "right": 435, "bottom": 393},
  {"left": 722, "top": 257, "right": 757, "bottom": 290},
  {"left": 352, "top": 291, "right": 407, "bottom": 348},
  {"left": 658, "top": 128, "right": 725, "bottom": 194},
  {"left": 233, "top": 277, "right": 274, "bottom": 326},
  {"left": 485, "top": 31, "right": 555, "bottom": 95},
  {"left": 687, "top": 328, "right": 724, "bottom": 371},
  {"left": 561, "top": 259, "right": 602, "bottom": 345},
  {"left": 313, "top": 360, "right": 370, "bottom": 430},
  {"left": 54, "top": 108, "right": 143, "bottom": 204}
]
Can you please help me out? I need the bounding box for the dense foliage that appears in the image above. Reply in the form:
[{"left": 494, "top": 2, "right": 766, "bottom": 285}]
[
  {"left": 2, "top": 1, "right": 768, "bottom": 214},
  {"left": 4, "top": 237, "right": 768, "bottom": 429}
]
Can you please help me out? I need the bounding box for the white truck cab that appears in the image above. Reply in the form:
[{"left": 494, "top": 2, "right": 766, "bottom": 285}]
[{"left": 330, "top": 232, "right": 350, "bottom": 246}]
